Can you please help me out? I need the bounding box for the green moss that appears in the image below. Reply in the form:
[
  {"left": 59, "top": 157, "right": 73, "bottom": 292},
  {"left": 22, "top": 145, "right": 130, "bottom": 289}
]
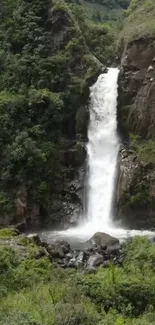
[
  {"left": 130, "top": 134, "right": 155, "bottom": 165},
  {"left": 121, "top": 184, "right": 150, "bottom": 209},
  {"left": 138, "top": 141, "right": 155, "bottom": 165},
  {"left": 17, "top": 236, "right": 34, "bottom": 246},
  {"left": 0, "top": 228, "right": 18, "bottom": 238},
  {"left": 130, "top": 190, "right": 150, "bottom": 207}
]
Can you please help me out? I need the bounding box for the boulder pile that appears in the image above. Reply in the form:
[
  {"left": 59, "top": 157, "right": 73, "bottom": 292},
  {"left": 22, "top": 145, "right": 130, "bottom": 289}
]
[{"left": 35, "top": 232, "right": 123, "bottom": 273}]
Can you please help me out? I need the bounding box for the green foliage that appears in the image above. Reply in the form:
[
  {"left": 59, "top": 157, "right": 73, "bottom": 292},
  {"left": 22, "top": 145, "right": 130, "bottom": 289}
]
[
  {"left": 67, "top": 0, "right": 130, "bottom": 24},
  {"left": 122, "top": 236, "right": 155, "bottom": 272},
  {"left": 0, "top": 227, "right": 18, "bottom": 238},
  {"left": 0, "top": 247, "right": 19, "bottom": 274},
  {"left": 54, "top": 302, "right": 100, "bottom": 325},
  {"left": 78, "top": 237, "right": 155, "bottom": 318},
  {"left": 84, "top": 22, "right": 115, "bottom": 63},
  {"left": 17, "top": 235, "right": 34, "bottom": 246},
  {"left": 122, "top": 184, "right": 150, "bottom": 209},
  {"left": 129, "top": 190, "right": 150, "bottom": 206},
  {"left": 0, "top": 247, "right": 19, "bottom": 297},
  {"left": 0, "top": 0, "right": 102, "bottom": 224},
  {"left": 0, "top": 312, "right": 40, "bottom": 325},
  {"left": 119, "top": 134, "right": 155, "bottom": 210},
  {"left": 118, "top": 0, "right": 155, "bottom": 45},
  {"left": 68, "top": 2, "right": 115, "bottom": 63},
  {"left": 1, "top": 237, "right": 155, "bottom": 324},
  {"left": 0, "top": 244, "right": 100, "bottom": 325},
  {"left": 130, "top": 134, "right": 155, "bottom": 164}
]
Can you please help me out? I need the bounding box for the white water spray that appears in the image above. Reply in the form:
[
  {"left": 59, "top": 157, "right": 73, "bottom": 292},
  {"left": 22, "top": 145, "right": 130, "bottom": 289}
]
[{"left": 86, "top": 67, "right": 119, "bottom": 228}]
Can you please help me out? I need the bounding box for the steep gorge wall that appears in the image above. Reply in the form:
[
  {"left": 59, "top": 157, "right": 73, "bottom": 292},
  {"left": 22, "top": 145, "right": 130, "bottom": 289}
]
[{"left": 116, "top": 37, "right": 155, "bottom": 229}]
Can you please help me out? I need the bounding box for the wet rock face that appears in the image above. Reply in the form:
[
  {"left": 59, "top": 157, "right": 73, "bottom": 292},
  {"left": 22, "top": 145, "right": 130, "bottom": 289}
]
[
  {"left": 121, "top": 37, "right": 155, "bottom": 70},
  {"left": 118, "top": 37, "right": 155, "bottom": 139},
  {"left": 45, "top": 141, "right": 87, "bottom": 229},
  {"left": 116, "top": 147, "right": 155, "bottom": 229},
  {"left": 117, "top": 37, "right": 155, "bottom": 229}
]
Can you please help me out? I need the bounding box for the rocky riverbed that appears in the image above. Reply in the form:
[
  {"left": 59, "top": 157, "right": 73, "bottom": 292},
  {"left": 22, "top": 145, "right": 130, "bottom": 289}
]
[
  {"left": 0, "top": 229, "right": 126, "bottom": 273},
  {"left": 39, "top": 231, "right": 123, "bottom": 273}
]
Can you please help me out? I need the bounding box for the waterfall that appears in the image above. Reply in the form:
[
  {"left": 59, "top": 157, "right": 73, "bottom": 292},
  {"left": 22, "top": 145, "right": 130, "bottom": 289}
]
[
  {"left": 58, "top": 67, "right": 121, "bottom": 238},
  {"left": 86, "top": 67, "right": 120, "bottom": 229},
  {"left": 41, "top": 67, "right": 155, "bottom": 244}
]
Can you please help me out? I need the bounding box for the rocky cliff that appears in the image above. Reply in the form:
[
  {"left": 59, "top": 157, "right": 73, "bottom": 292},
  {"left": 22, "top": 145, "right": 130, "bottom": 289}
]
[{"left": 116, "top": 36, "right": 155, "bottom": 229}]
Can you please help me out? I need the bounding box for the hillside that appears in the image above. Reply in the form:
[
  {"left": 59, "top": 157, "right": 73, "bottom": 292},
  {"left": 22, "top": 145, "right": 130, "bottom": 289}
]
[
  {"left": 119, "top": 0, "right": 155, "bottom": 44},
  {"left": 0, "top": 0, "right": 127, "bottom": 231},
  {"left": 71, "top": 0, "right": 130, "bottom": 23}
]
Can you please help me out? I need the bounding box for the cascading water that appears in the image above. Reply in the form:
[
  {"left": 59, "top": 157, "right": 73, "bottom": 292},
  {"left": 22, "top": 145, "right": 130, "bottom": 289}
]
[
  {"left": 86, "top": 67, "right": 119, "bottom": 229},
  {"left": 52, "top": 67, "right": 123, "bottom": 239},
  {"left": 41, "top": 68, "right": 154, "bottom": 244}
]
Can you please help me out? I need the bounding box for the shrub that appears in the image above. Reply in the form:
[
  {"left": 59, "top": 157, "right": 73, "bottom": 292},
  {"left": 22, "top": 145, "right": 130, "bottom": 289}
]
[
  {"left": 54, "top": 302, "right": 100, "bottom": 325},
  {"left": 0, "top": 312, "right": 40, "bottom": 325},
  {"left": 0, "top": 228, "right": 18, "bottom": 238}
]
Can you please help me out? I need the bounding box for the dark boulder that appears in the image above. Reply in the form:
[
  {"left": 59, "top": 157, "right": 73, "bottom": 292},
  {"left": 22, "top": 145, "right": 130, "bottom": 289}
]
[
  {"left": 47, "top": 243, "right": 65, "bottom": 259},
  {"left": 55, "top": 240, "right": 70, "bottom": 254},
  {"left": 106, "top": 244, "right": 121, "bottom": 256},
  {"left": 76, "top": 251, "right": 86, "bottom": 264},
  {"left": 89, "top": 232, "right": 119, "bottom": 247},
  {"left": 16, "top": 222, "right": 26, "bottom": 233},
  {"left": 87, "top": 254, "right": 104, "bottom": 267}
]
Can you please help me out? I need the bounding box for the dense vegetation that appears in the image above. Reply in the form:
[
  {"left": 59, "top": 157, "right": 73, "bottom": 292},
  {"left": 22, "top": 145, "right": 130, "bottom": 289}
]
[
  {"left": 70, "top": 0, "right": 130, "bottom": 23},
  {"left": 85, "top": 0, "right": 130, "bottom": 9},
  {"left": 1, "top": 235, "right": 155, "bottom": 324},
  {"left": 0, "top": 0, "right": 127, "bottom": 227},
  {"left": 0, "top": 0, "right": 105, "bottom": 226},
  {"left": 119, "top": 0, "right": 155, "bottom": 44},
  {"left": 67, "top": 2, "right": 115, "bottom": 63}
]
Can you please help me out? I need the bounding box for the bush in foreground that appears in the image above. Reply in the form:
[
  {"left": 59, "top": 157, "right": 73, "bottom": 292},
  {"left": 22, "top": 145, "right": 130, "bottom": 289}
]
[{"left": 1, "top": 237, "right": 155, "bottom": 324}]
